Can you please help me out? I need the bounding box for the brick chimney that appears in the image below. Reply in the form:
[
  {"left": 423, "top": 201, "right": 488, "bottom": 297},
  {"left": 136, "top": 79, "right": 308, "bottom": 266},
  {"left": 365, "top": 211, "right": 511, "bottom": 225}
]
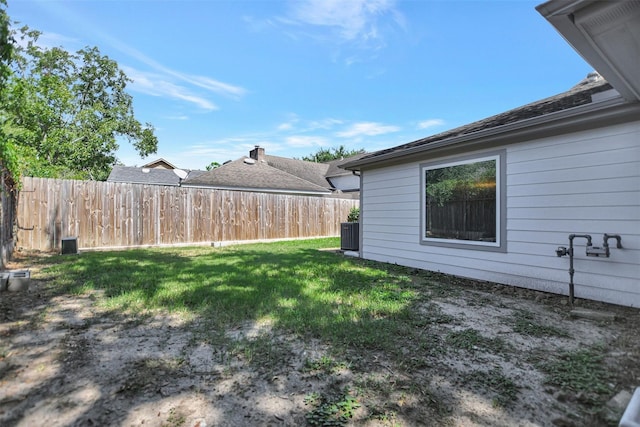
[{"left": 249, "top": 145, "right": 265, "bottom": 162}]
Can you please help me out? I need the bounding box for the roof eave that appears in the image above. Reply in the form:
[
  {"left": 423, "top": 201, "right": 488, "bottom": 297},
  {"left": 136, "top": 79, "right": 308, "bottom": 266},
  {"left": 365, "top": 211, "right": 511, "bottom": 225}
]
[
  {"left": 536, "top": 0, "right": 640, "bottom": 102},
  {"left": 180, "top": 183, "right": 331, "bottom": 195},
  {"left": 344, "top": 95, "right": 637, "bottom": 170}
]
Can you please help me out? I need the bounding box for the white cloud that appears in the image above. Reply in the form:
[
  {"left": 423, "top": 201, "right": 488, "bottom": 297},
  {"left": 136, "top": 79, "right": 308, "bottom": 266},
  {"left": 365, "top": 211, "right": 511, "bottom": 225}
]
[
  {"left": 336, "top": 121, "right": 400, "bottom": 138},
  {"left": 186, "top": 143, "right": 242, "bottom": 157},
  {"left": 166, "top": 115, "right": 190, "bottom": 121},
  {"left": 418, "top": 119, "right": 445, "bottom": 129},
  {"left": 288, "top": 0, "right": 399, "bottom": 43},
  {"left": 277, "top": 113, "right": 299, "bottom": 131},
  {"left": 277, "top": 116, "right": 343, "bottom": 132},
  {"left": 122, "top": 66, "right": 218, "bottom": 111},
  {"left": 306, "top": 118, "right": 344, "bottom": 130},
  {"left": 25, "top": 9, "right": 247, "bottom": 108},
  {"left": 285, "top": 135, "right": 329, "bottom": 147},
  {"left": 278, "top": 122, "right": 294, "bottom": 131},
  {"left": 183, "top": 75, "right": 247, "bottom": 99}
]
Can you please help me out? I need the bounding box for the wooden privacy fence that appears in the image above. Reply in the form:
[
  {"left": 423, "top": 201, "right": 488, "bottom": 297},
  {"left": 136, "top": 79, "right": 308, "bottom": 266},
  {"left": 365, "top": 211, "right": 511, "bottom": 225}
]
[
  {"left": 1, "top": 169, "right": 17, "bottom": 268},
  {"left": 17, "top": 177, "right": 359, "bottom": 251}
]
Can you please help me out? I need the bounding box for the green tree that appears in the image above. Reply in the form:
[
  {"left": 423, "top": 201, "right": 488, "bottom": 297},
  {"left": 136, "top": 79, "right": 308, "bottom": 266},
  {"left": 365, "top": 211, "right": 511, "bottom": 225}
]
[
  {"left": 301, "top": 145, "right": 364, "bottom": 163},
  {"left": 0, "top": 0, "right": 19, "bottom": 189},
  {"left": 3, "top": 26, "right": 157, "bottom": 180},
  {"left": 205, "top": 161, "right": 221, "bottom": 171}
]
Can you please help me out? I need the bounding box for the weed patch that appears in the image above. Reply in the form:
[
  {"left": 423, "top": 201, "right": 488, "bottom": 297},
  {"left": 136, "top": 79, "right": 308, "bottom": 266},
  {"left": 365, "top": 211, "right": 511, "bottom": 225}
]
[
  {"left": 542, "top": 347, "right": 613, "bottom": 404},
  {"left": 509, "top": 310, "right": 569, "bottom": 338},
  {"left": 445, "top": 328, "right": 511, "bottom": 355},
  {"left": 304, "top": 388, "right": 360, "bottom": 426},
  {"left": 462, "top": 366, "right": 519, "bottom": 407},
  {"left": 228, "top": 333, "right": 293, "bottom": 375},
  {"left": 304, "top": 356, "right": 349, "bottom": 377}
]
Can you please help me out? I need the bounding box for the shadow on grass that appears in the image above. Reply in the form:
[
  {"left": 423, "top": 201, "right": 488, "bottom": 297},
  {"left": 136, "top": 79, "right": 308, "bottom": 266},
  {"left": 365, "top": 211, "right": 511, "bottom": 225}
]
[{"left": 38, "top": 240, "right": 418, "bottom": 349}]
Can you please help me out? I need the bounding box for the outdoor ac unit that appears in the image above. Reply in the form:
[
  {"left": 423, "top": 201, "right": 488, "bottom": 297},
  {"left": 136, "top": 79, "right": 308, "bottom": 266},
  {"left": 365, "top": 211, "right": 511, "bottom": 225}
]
[
  {"left": 61, "top": 237, "right": 78, "bottom": 254},
  {"left": 340, "top": 222, "right": 359, "bottom": 251}
]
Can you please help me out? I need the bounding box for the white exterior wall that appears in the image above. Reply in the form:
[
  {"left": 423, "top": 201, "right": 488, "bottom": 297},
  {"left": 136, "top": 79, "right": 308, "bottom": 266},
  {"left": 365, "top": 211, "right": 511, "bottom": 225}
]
[{"left": 360, "top": 120, "right": 640, "bottom": 307}]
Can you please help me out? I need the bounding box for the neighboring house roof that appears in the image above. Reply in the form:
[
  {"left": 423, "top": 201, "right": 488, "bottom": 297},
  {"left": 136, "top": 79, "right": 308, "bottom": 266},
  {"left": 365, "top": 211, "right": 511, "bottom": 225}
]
[
  {"left": 263, "top": 155, "right": 331, "bottom": 189},
  {"left": 342, "top": 75, "right": 621, "bottom": 170},
  {"left": 181, "top": 147, "right": 365, "bottom": 196},
  {"left": 182, "top": 156, "right": 332, "bottom": 195},
  {"left": 325, "top": 152, "right": 368, "bottom": 178},
  {"left": 142, "top": 158, "right": 178, "bottom": 169},
  {"left": 107, "top": 166, "right": 206, "bottom": 186}
]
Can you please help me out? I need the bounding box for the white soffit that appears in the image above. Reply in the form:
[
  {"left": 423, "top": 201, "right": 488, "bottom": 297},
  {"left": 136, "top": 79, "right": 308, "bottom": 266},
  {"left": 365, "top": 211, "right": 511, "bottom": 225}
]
[{"left": 537, "top": 0, "right": 640, "bottom": 102}]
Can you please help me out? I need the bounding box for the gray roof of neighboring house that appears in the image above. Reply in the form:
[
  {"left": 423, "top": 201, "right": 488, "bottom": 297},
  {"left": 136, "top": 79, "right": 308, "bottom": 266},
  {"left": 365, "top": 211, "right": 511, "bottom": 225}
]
[
  {"left": 343, "top": 75, "right": 614, "bottom": 170},
  {"left": 181, "top": 156, "right": 333, "bottom": 194},
  {"left": 325, "top": 152, "right": 368, "bottom": 178},
  {"left": 263, "top": 155, "right": 331, "bottom": 189},
  {"left": 107, "top": 166, "right": 206, "bottom": 186}
]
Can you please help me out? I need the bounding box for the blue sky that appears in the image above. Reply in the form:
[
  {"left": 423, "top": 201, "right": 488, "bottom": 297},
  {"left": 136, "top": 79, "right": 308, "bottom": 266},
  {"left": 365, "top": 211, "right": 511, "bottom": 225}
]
[{"left": 8, "top": 0, "right": 593, "bottom": 170}]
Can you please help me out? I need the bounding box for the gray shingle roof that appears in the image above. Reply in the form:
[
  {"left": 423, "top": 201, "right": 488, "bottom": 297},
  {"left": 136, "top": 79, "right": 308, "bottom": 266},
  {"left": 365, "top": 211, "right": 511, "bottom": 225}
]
[
  {"left": 107, "top": 166, "right": 205, "bottom": 186},
  {"left": 325, "top": 152, "right": 368, "bottom": 178},
  {"left": 343, "top": 76, "right": 613, "bottom": 169},
  {"left": 181, "top": 157, "right": 332, "bottom": 194}
]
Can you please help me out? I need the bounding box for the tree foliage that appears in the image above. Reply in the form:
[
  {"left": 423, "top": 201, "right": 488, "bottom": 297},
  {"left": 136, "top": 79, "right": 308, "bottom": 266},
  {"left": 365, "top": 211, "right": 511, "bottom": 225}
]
[
  {"left": 0, "top": 0, "right": 19, "bottom": 189},
  {"left": 3, "top": 26, "right": 158, "bottom": 181},
  {"left": 205, "top": 161, "right": 221, "bottom": 171},
  {"left": 301, "top": 145, "right": 364, "bottom": 163}
]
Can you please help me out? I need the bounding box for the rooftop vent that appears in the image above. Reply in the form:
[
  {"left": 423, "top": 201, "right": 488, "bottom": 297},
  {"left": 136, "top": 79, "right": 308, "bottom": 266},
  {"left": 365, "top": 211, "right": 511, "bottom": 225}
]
[
  {"left": 173, "top": 169, "right": 188, "bottom": 179},
  {"left": 586, "top": 71, "right": 602, "bottom": 83},
  {"left": 243, "top": 158, "right": 256, "bottom": 165},
  {"left": 142, "top": 168, "right": 150, "bottom": 173}
]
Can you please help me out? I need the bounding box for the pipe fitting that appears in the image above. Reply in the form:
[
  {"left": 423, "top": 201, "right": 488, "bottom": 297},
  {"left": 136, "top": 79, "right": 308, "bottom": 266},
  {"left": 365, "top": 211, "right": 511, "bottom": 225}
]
[{"left": 603, "top": 233, "right": 623, "bottom": 249}]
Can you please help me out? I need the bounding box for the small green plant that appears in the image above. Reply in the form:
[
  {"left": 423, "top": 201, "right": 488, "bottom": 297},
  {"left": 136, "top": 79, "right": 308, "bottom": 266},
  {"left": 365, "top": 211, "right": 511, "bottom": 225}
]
[
  {"left": 304, "top": 355, "right": 348, "bottom": 376},
  {"left": 542, "top": 347, "right": 612, "bottom": 404},
  {"left": 229, "top": 333, "right": 292, "bottom": 374},
  {"left": 163, "top": 407, "right": 186, "bottom": 427},
  {"left": 445, "top": 328, "right": 511, "bottom": 354},
  {"left": 347, "top": 207, "right": 360, "bottom": 222},
  {"left": 462, "top": 367, "right": 519, "bottom": 407},
  {"left": 305, "top": 388, "right": 361, "bottom": 426},
  {"left": 510, "top": 310, "right": 569, "bottom": 338}
]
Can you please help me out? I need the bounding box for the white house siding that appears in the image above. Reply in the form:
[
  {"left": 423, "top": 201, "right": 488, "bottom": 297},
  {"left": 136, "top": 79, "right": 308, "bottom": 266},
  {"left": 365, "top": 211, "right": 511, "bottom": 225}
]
[{"left": 360, "top": 120, "right": 640, "bottom": 307}]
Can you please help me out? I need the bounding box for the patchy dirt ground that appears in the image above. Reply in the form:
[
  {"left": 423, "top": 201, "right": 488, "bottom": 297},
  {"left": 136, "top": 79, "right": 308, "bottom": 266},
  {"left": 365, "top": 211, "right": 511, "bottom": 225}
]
[{"left": 1, "top": 253, "right": 639, "bottom": 427}]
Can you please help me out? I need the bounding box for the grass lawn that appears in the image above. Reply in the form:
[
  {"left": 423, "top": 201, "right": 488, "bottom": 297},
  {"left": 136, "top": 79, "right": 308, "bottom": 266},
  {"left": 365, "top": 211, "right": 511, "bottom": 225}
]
[
  {"left": 42, "top": 238, "right": 420, "bottom": 350},
  {"left": 10, "top": 237, "right": 634, "bottom": 426}
]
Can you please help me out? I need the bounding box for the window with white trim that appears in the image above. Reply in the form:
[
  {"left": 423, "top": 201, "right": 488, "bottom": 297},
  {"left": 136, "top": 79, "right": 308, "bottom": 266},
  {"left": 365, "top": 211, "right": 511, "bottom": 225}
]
[{"left": 421, "top": 151, "right": 505, "bottom": 251}]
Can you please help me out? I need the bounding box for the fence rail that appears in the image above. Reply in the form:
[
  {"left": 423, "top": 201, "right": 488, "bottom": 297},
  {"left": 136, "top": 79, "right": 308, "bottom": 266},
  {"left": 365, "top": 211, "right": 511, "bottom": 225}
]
[{"left": 16, "top": 177, "right": 359, "bottom": 251}]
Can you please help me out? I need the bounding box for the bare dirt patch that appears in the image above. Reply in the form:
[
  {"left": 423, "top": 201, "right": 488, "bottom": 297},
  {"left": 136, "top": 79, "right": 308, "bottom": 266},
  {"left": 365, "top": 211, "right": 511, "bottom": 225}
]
[{"left": 1, "top": 255, "right": 638, "bottom": 427}]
